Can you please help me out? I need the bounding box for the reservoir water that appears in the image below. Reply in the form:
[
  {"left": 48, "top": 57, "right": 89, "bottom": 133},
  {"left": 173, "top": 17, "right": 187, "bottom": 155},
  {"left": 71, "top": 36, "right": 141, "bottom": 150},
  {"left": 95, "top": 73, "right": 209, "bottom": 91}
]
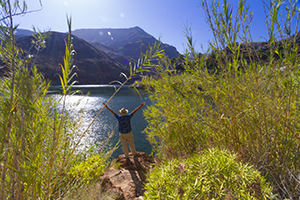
[{"left": 48, "top": 85, "right": 152, "bottom": 158}]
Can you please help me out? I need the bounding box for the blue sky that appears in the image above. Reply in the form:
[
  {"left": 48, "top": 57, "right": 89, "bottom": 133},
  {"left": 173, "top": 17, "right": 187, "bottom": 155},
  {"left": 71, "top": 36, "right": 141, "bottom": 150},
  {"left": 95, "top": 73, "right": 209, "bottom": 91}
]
[{"left": 14, "top": 0, "right": 299, "bottom": 54}]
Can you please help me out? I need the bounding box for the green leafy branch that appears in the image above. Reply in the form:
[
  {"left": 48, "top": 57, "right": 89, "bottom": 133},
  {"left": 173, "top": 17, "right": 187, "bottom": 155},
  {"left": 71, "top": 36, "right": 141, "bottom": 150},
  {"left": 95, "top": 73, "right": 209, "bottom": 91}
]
[{"left": 57, "top": 17, "right": 78, "bottom": 96}]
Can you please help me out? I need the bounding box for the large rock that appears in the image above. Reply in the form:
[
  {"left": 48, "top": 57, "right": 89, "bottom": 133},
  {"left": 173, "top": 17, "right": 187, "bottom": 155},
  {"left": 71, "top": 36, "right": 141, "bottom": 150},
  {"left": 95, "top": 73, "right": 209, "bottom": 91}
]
[{"left": 99, "top": 152, "right": 157, "bottom": 200}]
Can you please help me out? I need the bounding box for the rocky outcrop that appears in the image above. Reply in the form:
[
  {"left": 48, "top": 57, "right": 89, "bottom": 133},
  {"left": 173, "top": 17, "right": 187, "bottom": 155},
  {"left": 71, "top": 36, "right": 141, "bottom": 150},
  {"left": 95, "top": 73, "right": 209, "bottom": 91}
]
[{"left": 99, "top": 152, "right": 157, "bottom": 200}]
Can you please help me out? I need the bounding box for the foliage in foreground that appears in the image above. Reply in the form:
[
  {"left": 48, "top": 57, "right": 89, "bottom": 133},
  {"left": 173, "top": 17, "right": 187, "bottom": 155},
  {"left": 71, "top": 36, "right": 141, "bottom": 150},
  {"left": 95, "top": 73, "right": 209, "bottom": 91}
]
[
  {"left": 144, "top": 148, "right": 272, "bottom": 200},
  {"left": 0, "top": 1, "right": 166, "bottom": 198},
  {"left": 142, "top": 0, "right": 300, "bottom": 199},
  {"left": 0, "top": 2, "right": 111, "bottom": 198},
  {"left": 0, "top": 48, "right": 83, "bottom": 199}
]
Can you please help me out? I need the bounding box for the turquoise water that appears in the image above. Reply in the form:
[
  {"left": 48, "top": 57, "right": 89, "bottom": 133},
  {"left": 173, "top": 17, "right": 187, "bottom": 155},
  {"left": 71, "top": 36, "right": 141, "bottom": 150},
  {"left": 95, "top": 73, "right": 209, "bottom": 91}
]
[{"left": 49, "top": 85, "right": 152, "bottom": 158}]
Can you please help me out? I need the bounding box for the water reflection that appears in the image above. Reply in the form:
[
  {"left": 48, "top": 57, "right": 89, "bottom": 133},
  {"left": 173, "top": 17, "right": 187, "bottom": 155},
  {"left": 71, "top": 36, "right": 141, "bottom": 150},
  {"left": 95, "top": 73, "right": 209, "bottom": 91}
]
[{"left": 49, "top": 85, "right": 152, "bottom": 158}]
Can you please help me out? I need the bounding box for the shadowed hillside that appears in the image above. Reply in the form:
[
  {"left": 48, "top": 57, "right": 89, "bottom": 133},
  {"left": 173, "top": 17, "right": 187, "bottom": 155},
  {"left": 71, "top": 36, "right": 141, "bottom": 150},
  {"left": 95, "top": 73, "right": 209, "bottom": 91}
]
[
  {"left": 7, "top": 27, "right": 178, "bottom": 84},
  {"left": 16, "top": 31, "right": 129, "bottom": 84}
]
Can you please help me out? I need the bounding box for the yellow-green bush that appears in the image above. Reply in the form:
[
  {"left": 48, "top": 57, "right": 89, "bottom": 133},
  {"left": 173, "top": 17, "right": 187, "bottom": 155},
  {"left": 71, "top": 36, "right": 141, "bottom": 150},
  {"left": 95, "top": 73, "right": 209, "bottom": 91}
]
[
  {"left": 144, "top": 148, "right": 273, "bottom": 199},
  {"left": 69, "top": 154, "right": 107, "bottom": 184}
]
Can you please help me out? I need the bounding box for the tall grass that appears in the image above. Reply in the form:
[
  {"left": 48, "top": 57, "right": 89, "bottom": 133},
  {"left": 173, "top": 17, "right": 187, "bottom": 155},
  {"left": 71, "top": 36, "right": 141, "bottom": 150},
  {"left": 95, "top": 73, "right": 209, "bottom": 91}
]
[
  {"left": 0, "top": 2, "right": 98, "bottom": 199},
  {"left": 0, "top": 1, "right": 165, "bottom": 198},
  {"left": 0, "top": 3, "right": 92, "bottom": 198},
  {"left": 142, "top": 0, "right": 300, "bottom": 198}
]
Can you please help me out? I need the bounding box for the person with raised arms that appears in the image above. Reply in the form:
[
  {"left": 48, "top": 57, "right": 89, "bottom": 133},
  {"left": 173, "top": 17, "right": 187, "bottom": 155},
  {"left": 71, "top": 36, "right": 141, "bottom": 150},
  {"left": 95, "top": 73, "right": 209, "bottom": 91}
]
[{"left": 102, "top": 102, "right": 146, "bottom": 163}]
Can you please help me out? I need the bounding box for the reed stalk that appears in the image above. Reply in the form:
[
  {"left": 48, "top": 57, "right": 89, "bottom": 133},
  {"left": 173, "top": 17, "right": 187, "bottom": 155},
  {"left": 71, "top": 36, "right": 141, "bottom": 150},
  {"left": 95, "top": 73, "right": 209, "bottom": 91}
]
[
  {"left": 0, "top": 2, "right": 164, "bottom": 198},
  {"left": 1, "top": 1, "right": 16, "bottom": 199},
  {"left": 142, "top": 0, "right": 300, "bottom": 198},
  {"left": 47, "top": 36, "right": 164, "bottom": 199}
]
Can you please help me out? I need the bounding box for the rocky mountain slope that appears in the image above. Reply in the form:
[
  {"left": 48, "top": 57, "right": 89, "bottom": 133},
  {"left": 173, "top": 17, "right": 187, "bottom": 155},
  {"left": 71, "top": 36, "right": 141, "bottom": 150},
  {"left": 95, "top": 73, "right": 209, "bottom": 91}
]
[
  {"left": 72, "top": 27, "right": 178, "bottom": 60},
  {"left": 16, "top": 31, "right": 129, "bottom": 84},
  {"left": 15, "top": 28, "right": 33, "bottom": 38},
  {"left": 10, "top": 27, "right": 178, "bottom": 85}
]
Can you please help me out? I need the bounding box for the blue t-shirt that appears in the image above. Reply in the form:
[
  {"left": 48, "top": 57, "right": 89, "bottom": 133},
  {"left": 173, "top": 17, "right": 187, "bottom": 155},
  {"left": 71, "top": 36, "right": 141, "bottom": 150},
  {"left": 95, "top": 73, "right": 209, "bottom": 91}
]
[{"left": 114, "top": 113, "right": 133, "bottom": 133}]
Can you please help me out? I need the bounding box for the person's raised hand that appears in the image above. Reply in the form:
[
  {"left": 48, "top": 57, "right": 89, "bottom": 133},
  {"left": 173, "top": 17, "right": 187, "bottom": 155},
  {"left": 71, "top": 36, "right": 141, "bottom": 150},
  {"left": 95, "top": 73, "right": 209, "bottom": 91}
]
[{"left": 141, "top": 102, "right": 146, "bottom": 107}]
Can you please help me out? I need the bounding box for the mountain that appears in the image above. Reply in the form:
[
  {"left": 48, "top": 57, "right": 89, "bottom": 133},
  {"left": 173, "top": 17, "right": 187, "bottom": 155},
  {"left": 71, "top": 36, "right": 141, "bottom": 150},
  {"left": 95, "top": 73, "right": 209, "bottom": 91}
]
[
  {"left": 73, "top": 26, "right": 154, "bottom": 49},
  {"left": 15, "top": 28, "right": 33, "bottom": 39},
  {"left": 3, "top": 26, "right": 179, "bottom": 85},
  {"left": 16, "top": 31, "right": 129, "bottom": 84},
  {"left": 72, "top": 26, "right": 178, "bottom": 60}
]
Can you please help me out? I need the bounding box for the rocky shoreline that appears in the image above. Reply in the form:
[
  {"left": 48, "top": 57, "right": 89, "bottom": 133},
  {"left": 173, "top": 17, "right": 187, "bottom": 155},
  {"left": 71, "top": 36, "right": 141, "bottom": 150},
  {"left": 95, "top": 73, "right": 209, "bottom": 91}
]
[{"left": 99, "top": 152, "right": 157, "bottom": 200}]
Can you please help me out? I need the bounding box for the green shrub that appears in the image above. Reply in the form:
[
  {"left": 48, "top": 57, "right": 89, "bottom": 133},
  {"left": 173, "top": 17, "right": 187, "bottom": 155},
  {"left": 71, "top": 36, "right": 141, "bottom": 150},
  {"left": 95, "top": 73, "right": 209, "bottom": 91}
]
[
  {"left": 69, "top": 154, "right": 107, "bottom": 184},
  {"left": 142, "top": 0, "right": 300, "bottom": 198},
  {"left": 0, "top": 18, "right": 87, "bottom": 198},
  {"left": 142, "top": 73, "right": 209, "bottom": 158},
  {"left": 0, "top": 4, "right": 109, "bottom": 198},
  {"left": 144, "top": 148, "right": 272, "bottom": 199}
]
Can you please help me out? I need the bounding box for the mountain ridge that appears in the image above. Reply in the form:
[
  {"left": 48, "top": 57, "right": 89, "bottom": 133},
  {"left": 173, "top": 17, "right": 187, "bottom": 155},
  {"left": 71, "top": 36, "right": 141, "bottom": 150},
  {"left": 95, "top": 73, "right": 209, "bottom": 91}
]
[
  {"left": 72, "top": 26, "right": 178, "bottom": 60},
  {"left": 9, "top": 26, "right": 178, "bottom": 84},
  {"left": 15, "top": 31, "right": 129, "bottom": 84}
]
